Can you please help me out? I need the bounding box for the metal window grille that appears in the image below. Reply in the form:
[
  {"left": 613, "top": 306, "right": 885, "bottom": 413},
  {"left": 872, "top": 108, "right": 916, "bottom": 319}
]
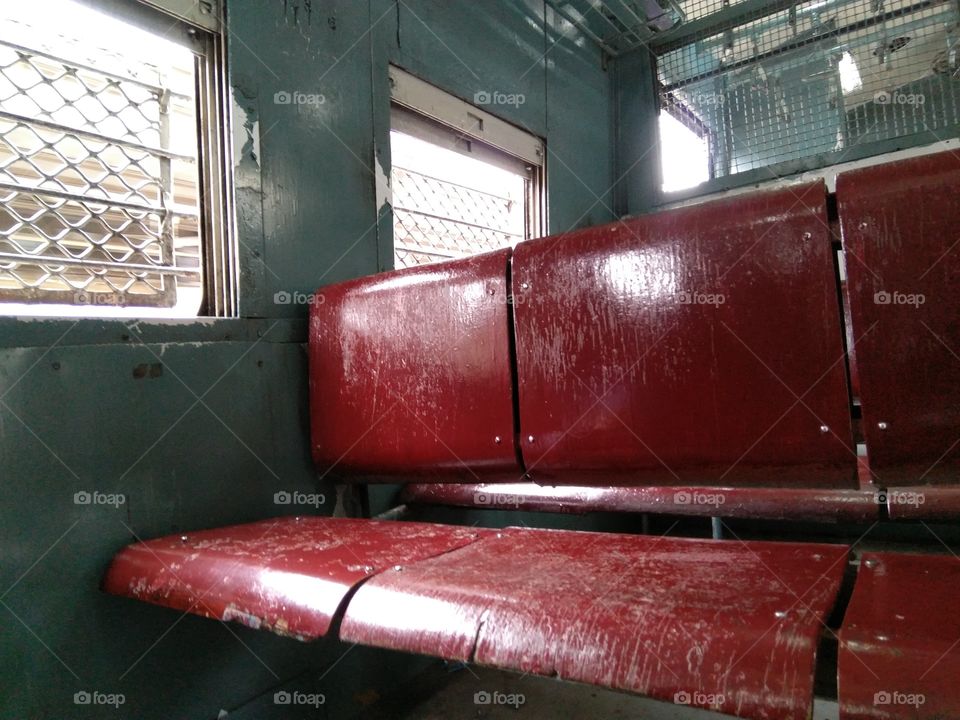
[
  {"left": 657, "top": 0, "right": 960, "bottom": 181},
  {"left": 393, "top": 166, "right": 527, "bottom": 269},
  {"left": 0, "top": 9, "right": 204, "bottom": 310}
]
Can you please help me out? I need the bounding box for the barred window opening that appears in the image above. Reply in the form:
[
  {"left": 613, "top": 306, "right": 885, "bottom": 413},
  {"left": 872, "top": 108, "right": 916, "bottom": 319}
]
[
  {"left": 0, "top": 0, "right": 227, "bottom": 317},
  {"left": 391, "top": 130, "right": 530, "bottom": 269}
]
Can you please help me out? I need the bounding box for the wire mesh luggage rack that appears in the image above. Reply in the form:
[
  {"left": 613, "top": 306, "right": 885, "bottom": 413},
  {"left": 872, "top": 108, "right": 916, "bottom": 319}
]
[
  {"left": 655, "top": 0, "right": 960, "bottom": 181},
  {"left": 0, "top": 20, "right": 201, "bottom": 309}
]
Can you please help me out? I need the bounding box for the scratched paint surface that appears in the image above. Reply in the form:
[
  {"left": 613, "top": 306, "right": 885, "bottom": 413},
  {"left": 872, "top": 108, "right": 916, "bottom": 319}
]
[
  {"left": 401, "top": 482, "right": 880, "bottom": 522},
  {"left": 342, "top": 527, "right": 849, "bottom": 720},
  {"left": 102, "top": 517, "right": 488, "bottom": 640},
  {"left": 838, "top": 552, "right": 960, "bottom": 720},
  {"left": 308, "top": 248, "right": 519, "bottom": 481},
  {"left": 512, "top": 182, "right": 855, "bottom": 487},
  {"left": 837, "top": 151, "right": 960, "bottom": 486}
]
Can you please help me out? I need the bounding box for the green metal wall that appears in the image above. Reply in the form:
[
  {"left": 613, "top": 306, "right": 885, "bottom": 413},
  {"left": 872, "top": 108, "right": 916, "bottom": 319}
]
[{"left": 0, "top": 1, "right": 614, "bottom": 717}]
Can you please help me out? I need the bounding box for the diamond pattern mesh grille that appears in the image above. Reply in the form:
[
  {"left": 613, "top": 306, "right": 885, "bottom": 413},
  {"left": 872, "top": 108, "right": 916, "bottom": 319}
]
[
  {"left": 0, "top": 19, "right": 201, "bottom": 308},
  {"left": 392, "top": 166, "right": 524, "bottom": 270}
]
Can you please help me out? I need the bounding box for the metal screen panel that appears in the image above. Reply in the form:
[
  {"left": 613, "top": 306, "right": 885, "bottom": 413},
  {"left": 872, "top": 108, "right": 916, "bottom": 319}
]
[
  {"left": 658, "top": 0, "right": 960, "bottom": 181},
  {"left": 392, "top": 166, "right": 525, "bottom": 270},
  {"left": 0, "top": 10, "right": 202, "bottom": 309}
]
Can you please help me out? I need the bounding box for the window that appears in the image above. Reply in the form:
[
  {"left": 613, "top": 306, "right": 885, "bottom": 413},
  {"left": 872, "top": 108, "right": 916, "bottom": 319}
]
[
  {"left": 0, "top": 0, "right": 233, "bottom": 317},
  {"left": 656, "top": 0, "right": 960, "bottom": 184},
  {"left": 659, "top": 110, "right": 711, "bottom": 192},
  {"left": 389, "top": 67, "right": 544, "bottom": 269}
]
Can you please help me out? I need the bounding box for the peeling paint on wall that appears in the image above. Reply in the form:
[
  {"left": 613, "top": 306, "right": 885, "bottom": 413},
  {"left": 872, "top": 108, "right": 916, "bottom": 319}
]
[
  {"left": 232, "top": 95, "right": 261, "bottom": 172},
  {"left": 375, "top": 148, "right": 392, "bottom": 214}
]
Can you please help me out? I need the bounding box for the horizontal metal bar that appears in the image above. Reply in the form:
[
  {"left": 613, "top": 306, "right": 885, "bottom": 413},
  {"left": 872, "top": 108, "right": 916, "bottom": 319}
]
[
  {"left": 651, "top": 0, "right": 803, "bottom": 53},
  {"left": 0, "top": 38, "right": 192, "bottom": 100},
  {"left": 393, "top": 242, "right": 473, "bottom": 260},
  {"left": 393, "top": 166, "right": 516, "bottom": 203},
  {"left": 400, "top": 483, "right": 881, "bottom": 522},
  {"left": 0, "top": 180, "right": 197, "bottom": 217},
  {"left": 0, "top": 250, "right": 199, "bottom": 275},
  {"left": 393, "top": 207, "right": 523, "bottom": 238},
  {"left": 0, "top": 110, "right": 195, "bottom": 162}
]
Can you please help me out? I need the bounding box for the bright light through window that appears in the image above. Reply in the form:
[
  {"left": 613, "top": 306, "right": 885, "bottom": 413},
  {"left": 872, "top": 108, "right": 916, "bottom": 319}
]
[
  {"left": 390, "top": 129, "right": 529, "bottom": 269},
  {"left": 839, "top": 51, "right": 863, "bottom": 95},
  {"left": 0, "top": 0, "right": 206, "bottom": 317},
  {"left": 659, "top": 112, "right": 710, "bottom": 193}
]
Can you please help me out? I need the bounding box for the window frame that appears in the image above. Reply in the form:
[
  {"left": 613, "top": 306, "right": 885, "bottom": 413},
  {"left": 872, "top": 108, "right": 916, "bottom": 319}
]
[
  {"left": 388, "top": 65, "right": 546, "bottom": 268},
  {"left": 0, "top": 0, "right": 236, "bottom": 317}
]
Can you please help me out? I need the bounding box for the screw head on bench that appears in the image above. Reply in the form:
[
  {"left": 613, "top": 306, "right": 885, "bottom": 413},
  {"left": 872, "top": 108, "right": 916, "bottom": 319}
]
[
  {"left": 819, "top": 424, "right": 829, "bottom": 433},
  {"left": 864, "top": 558, "right": 878, "bottom": 569},
  {"left": 527, "top": 435, "right": 535, "bottom": 443},
  {"left": 494, "top": 436, "right": 502, "bottom": 444},
  {"left": 877, "top": 421, "right": 889, "bottom": 430}
]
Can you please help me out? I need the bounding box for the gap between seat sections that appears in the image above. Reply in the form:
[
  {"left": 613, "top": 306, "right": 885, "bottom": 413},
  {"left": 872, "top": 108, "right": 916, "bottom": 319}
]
[
  {"left": 813, "top": 548, "right": 861, "bottom": 706},
  {"left": 504, "top": 249, "right": 528, "bottom": 477},
  {"left": 324, "top": 529, "right": 494, "bottom": 641}
]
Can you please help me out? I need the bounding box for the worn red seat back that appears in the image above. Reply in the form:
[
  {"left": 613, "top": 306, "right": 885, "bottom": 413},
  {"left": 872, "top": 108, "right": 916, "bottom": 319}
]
[
  {"left": 309, "top": 248, "right": 520, "bottom": 481},
  {"left": 310, "top": 184, "right": 857, "bottom": 487},
  {"left": 838, "top": 152, "right": 960, "bottom": 486},
  {"left": 512, "top": 182, "right": 855, "bottom": 487}
]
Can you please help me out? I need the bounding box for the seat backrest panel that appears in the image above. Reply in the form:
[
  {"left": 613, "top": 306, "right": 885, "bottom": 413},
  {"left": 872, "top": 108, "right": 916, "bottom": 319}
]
[
  {"left": 837, "top": 151, "right": 960, "bottom": 486},
  {"left": 309, "top": 248, "right": 519, "bottom": 481},
  {"left": 512, "top": 181, "right": 856, "bottom": 487}
]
